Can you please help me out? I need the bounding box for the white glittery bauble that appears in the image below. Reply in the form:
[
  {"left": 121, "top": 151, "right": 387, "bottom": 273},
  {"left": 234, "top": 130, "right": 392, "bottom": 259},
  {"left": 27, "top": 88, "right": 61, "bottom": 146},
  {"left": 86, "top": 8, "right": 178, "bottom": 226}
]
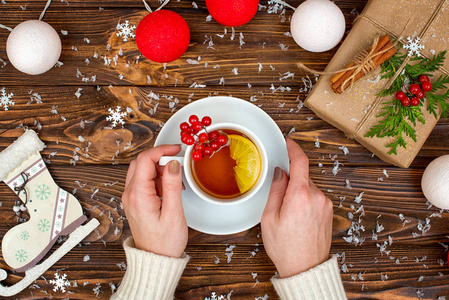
[
  {"left": 290, "top": 0, "right": 345, "bottom": 52},
  {"left": 6, "top": 20, "right": 61, "bottom": 75},
  {"left": 421, "top": 155, "right": 449, "bottom": 209}
]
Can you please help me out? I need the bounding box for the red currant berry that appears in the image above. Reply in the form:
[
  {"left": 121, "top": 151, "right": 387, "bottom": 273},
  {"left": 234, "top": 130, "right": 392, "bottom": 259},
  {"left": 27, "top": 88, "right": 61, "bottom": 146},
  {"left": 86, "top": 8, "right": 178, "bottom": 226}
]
[
  {"left": 418, "top": 75, "right": 430, "bottom": 83},
  {"left": 189, "top": 115, "right": 199, "bottom": 125},
  {"left": 401, "top": 97, "right": 411, "bottom": 107},
  {"left": 181, "top": 133, "right": 195, "bottom": 145},
  {"left": 202, "top": 116, "right": 212, "bottom": 126},
  {"left": 192, "top": 123, "right": 203, "bottom": 133},
  {"left": 422, "top": 81, "right": 432, "bottom": 92},
  {"left": 199, "top": 132, "right": 209, "bottom": 143},
  {"left": 180, "top": 122, "right": 190, "bottom": 131},
  {"left": 395, "top": 91, "right": 406, "bottom": 101},
  {"left": 203, "top": 146, "right": 213, "bottom": 156},
  {"left": 195, "top": 143, "right": 205, "bottom": 152},
  {"left": 411, "top": 97, "right": 420, "bottom": 106},
  {"left": 416, "top": 90, "right": 425, "bottom": 99},
  {"left": 217, "top": 135, "right": 228, "bottom": 146},
  {"left": 210, "top": 141, "right": 219, "bottom": 151},
  {"left": 192, "top": 151, "right": 203, "bottom": 161},
  {"left": 409, "top": 84, "right": 421, "bottom": 95},
  {"left": 209, "top": 131, "right": 219, "bottom": 140}
]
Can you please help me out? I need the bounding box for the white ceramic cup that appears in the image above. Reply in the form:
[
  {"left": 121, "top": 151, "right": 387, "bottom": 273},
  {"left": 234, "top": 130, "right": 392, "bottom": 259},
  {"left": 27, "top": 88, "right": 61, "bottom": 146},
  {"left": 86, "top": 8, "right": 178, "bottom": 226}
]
[{"left": 159, "top": 122, "right": 268, "bottom": 206}]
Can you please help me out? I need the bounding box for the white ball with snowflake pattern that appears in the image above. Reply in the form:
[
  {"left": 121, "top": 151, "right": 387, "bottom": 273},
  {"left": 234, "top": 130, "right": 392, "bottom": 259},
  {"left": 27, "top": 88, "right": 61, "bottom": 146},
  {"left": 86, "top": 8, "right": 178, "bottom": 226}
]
[
  {"left": 7, "top": 20, "right": 61, "bottom": 75},
  {"left": 290, "top": 0, "right": 345, "bottom": 52}
]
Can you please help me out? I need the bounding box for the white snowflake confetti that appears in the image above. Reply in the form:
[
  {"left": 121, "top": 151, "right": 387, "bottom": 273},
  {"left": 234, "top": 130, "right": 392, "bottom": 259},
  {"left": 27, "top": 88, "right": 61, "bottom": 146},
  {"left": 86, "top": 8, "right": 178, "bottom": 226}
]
[
  {"left": 403, "top": 37, "right": 425, "bottom": 57},
  {"left": 49, "top": 272, "right": 71, "bottom": 293},
  {"left": 106, "top": 106, "right": 127, "bottom": 128},
  {"left": 116, "top": 20, "right": 136, "bottom": 42},
  {"left": 0, "top": 87, "right": 14, "bottom": 110},
  {"left": 205, "top": 292, "right": 226, "bottom": 300}
]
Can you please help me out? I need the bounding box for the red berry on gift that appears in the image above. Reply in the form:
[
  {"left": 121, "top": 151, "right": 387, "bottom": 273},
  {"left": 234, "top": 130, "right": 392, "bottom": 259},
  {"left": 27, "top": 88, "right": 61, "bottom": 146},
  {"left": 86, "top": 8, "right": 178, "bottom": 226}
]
[
  {"left": 217, "top": 135, "right": 228, "bottom": 146},
  {"left": 199, "top": 132, "right": 209, "bottom": 143},
  {"left": 202, "top": 116, "right": 212, "bottom": 126},
  {"left": 192, "top": 151, "right": 203, "bottom": 161},
  {"left": 401, "top": 97, "right": 411, "bottom": 107},
  {"left": 395, "top": 91, "right": 406, "bottom": 101},
  {"left": 210, "top": 141, "right": 220, "bottom": 151},
  {"left": 409, "top": 84, "right": 421, "bottom": 95},
  {"left": 180, "top": 122, "right": 190, "bottom": 131},
  {"left": 416, "top": 90, "right": 425, "bottom": 99},
  {"left": 419, "top": 75, "right": 430, "bottom": 83},
  {"left": 209, "top": 131, "right": 219, "bottom": 140},
  {"left": 411, "top": 97, "right": 420, "bottom": 106},
  {"left": 422, "top": 81, "right": 432, "bottom": 92},
  {"left": 189, "top": 115, "right": 199, "bottom": 125}
]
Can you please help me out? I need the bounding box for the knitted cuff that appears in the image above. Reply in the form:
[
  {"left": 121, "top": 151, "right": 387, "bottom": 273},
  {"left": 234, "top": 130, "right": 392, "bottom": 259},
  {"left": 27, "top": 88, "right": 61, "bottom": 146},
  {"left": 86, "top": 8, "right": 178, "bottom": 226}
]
[
  {"left": 111, "top": 237, "right": 190, "bottom": 300},
  {"left": 0, "top": 130, "right": 45, "bottom": 181},
  {"left": 271, "top": 255, "right": 347, "bottom": 300}
]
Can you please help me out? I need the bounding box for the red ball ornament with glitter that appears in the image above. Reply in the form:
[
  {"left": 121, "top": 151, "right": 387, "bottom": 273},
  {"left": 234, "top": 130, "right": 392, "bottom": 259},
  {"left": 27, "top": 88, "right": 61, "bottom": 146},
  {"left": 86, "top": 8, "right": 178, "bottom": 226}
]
[
  {"left": 206, "top": 0, "right": 259, "bottom": 27},
  {"left": 135, "top": 10, "right": 190, "bottom": 63}
]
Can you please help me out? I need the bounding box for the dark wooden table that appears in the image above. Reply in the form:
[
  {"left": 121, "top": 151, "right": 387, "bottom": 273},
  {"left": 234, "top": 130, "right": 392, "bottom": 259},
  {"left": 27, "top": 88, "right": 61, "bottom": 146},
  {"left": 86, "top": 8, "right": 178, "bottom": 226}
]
[{"left": 1, "top": 0, "right": 449, "bottom": 299}]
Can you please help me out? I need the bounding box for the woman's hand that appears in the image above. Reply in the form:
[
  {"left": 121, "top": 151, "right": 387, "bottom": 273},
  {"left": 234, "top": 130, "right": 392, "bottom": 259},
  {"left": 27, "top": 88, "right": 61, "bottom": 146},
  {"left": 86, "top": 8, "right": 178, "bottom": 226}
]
[
  {"left": 261, "top": 138, "right": 334, "bottom": 278},
  {"left": 122, "top": 145, "right": 188, "bottom": 258}
]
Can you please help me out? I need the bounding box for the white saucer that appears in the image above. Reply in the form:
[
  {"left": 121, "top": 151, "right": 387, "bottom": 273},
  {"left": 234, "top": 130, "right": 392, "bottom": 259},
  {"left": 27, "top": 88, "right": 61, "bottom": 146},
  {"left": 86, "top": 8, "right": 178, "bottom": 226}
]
[{"left": 155, "top": 96, "right": 289, "bottom": 235}]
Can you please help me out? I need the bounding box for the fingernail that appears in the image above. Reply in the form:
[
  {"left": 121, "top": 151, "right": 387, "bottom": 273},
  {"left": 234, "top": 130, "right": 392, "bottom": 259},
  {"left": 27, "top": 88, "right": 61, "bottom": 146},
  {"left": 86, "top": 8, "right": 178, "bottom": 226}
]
[
  {"left": 169, "top": 160, "right": 180, "bottom": 175},
  {"left": 273, "top": 167, "right": 283, "bottom": 182}
]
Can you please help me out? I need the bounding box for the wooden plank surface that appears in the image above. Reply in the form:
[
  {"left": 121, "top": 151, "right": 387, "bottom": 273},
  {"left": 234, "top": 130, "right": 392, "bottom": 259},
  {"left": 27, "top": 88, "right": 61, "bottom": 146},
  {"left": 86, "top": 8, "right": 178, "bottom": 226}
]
[{"left": 1, "top": 0, "right": 449, "bottom": 299}]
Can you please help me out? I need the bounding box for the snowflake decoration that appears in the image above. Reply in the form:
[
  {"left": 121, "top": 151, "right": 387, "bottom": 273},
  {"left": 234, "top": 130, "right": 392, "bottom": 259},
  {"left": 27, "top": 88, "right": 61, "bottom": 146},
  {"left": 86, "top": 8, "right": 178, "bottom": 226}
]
[
  {"left": 116, "top": 20, "right": 136, "bottom": 42},
  {"left": 205, "top": 292, "right": 226, "bottom": 300},
  {"left": 403, "top": 37, "right": 425, "bottom": 57},
  {"left": 0, "top": 87, "right": 14, "bottom": 111},
  {"left": 15, "top": 249, "right": 27, "bottom": 262},
  {"left": 20, "top": 231, "right": 30, "bottom": 240},
  {"left": 38, "top": 219, "right": 51, "bottom": 232},
  {"left": 35, "top": 184, "right": 51, "bottom": 200},
  {"left": 106, "top": 106, "right": 127, "bottom": 128},
  {"left": 49, "top": 272, "right": 71, "bottom": 293}
]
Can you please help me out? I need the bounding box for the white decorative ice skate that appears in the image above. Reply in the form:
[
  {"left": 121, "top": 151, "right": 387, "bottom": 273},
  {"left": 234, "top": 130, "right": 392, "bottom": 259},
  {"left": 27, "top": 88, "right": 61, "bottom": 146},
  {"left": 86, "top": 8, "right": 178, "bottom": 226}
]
[{"left": 0, "top": 130, "right": 99, "bottom": 297}]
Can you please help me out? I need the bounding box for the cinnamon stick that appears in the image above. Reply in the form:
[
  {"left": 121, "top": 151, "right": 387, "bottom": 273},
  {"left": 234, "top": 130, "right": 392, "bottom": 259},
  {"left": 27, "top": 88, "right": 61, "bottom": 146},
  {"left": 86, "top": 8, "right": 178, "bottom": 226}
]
[
  {"left": 331, "top": 35, "right": 396, "bottom": 94},
  {"left": 336, "top": 40, "right": 397, "bottom": 93},
  {"left": 330, "top": 35, "right": 390, "bottom": 86}
]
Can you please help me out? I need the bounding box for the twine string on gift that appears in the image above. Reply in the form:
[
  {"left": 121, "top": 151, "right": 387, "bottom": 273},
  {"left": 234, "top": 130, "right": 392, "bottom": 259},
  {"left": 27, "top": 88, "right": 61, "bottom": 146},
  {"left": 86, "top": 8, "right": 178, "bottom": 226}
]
[
  {"left": 0, "top": 0, "right": 53, "bottom": 32},
  {"left": 142, "top": 0, "right": 170, "bottom": 13},
  {"left": 349, "top": 0, "right": 448, "bottom": 139}
]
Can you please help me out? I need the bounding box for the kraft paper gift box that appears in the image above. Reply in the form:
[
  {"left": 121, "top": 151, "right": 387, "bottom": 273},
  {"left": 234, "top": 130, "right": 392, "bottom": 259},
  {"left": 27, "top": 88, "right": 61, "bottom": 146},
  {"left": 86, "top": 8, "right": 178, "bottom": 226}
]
[{"left": 304, "top": 0, "right": 449, "bottom": 168}]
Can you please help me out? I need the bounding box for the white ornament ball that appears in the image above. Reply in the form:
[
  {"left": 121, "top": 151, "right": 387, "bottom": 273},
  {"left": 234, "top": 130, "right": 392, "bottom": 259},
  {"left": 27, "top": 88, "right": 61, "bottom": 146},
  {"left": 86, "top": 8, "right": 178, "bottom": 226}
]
[
  {"left": 421, "top": 155, "right": 449, "bottom": 209},
  {"left": 6, "top": 20, "right": 61, "bottom": 75},
  {"left": 290, "top": 0, "right": 346, "bottom": 52}
]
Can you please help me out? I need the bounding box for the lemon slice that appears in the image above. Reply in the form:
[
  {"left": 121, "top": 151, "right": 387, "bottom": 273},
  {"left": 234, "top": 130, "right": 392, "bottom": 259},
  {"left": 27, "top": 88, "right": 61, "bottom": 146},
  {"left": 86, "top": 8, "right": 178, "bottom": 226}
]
[{"left": 228, "top": 134, "right": 262, "bottom": 194}]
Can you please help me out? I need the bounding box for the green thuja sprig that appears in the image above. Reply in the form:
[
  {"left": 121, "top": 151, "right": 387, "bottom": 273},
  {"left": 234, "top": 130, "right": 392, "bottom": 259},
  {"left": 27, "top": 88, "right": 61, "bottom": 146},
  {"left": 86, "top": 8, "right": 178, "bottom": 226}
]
[{"left": 365, "top": 51, "right": 449, "bottom": 155}]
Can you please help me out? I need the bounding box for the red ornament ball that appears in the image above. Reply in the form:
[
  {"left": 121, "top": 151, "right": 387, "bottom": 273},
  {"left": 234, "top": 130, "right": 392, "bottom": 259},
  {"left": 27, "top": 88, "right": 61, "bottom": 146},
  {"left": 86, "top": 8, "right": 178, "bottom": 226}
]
[
  {"left": 135, "top": 10, "right": 190, "bottom": 63},
  {"left": 206, "top": 0, "right": 259, "bottom": 27}
]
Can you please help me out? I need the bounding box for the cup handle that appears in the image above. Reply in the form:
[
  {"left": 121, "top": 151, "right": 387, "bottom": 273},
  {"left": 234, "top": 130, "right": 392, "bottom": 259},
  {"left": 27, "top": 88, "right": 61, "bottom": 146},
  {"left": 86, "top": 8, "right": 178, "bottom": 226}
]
[{"left": 159, "top": 156, "right": 184, "bottom": 166}]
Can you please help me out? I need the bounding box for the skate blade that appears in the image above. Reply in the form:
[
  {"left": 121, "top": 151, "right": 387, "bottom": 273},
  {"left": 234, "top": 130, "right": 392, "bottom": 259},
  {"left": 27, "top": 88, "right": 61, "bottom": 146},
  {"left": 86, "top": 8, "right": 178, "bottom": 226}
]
[{"left": 0, "top": 218, "right": 100, "bottom": 297}]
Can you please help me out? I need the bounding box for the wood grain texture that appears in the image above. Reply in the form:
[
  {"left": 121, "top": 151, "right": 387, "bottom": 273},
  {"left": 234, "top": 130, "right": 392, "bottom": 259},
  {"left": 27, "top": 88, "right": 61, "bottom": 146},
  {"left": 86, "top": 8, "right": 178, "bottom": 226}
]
[{"left": 1, "top": 0, "right": 449, "bottom": 299}]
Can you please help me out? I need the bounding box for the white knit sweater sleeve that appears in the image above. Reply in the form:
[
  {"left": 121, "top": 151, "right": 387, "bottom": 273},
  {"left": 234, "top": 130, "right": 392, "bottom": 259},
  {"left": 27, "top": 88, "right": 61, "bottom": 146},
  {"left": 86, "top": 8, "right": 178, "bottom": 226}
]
[
  {"left": 111, "top": 237, "right": 190, "bottom": 300},
  {"left": 271, "top": 255, "right": 347, "bottom": 300}
]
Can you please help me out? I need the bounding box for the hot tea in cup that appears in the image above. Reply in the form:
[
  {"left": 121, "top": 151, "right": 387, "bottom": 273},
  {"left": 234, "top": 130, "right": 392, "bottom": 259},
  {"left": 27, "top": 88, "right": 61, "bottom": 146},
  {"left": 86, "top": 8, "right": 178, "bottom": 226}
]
[{"left": 159, "top": 116, "right": 268, "bottom": 205}]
